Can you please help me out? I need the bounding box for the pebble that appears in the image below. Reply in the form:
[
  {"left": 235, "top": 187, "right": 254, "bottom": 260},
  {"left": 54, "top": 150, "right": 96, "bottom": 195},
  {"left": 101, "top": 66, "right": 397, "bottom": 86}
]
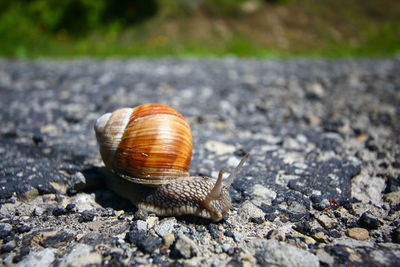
[
  {"left": 52, "top": 207, "right": 67, "bottom": 216},
  {"left": 132, "top": 220, "right": 148, "bottom": 232},
  {"left": 358, "top": 212, "right": 381, "bottom": 230},
  {"left": 204, "top": 140, "right": 236, "bottom": 155},
  {"left": 172, "top": 234, "right": 199, "bottom": 259},
  {"left": 233, "top": 232, "right": 243, "bottom": 243},
  {"left": 58, "top": 244, "right": 102, "bottom": 267},
  {"left": 33, "top": 207, "right": 44, "bottom": 216},
  {"left": 316, "top": 214, "right": 337, "bottom": 229},
  {"left": 40, "top": 230, "right": 75, "bottom": 248},
  {"left": 208, "top": 224, "right": 219, "bottom": 240},
  {"left": 0, "top": 223, "right": 12, "bottom": 239},
  {"left": 252, "top": 184, "right": 277, "bottom": 205},
  {"left": 238, "top": 200, "right": 265, "bottom": 222},
  {"left": 155, "top": 218, "right": 177, "bottom": 237},
  {"left": 384, "top": 190, "right": 400, "bottom": 205},
  {"left": 146, "top": 216, "right": 159, "bottom": 229},
  {"left": 266, "top": 229, "right": 285, "bottom": 241},
  {"left": 14, "top": 225, "right": 32, "bottom": 234},
  {"left": 15, "top": 248, "right": 55, "bottom": 267},
  {"left": 250, "top": 239, "right": 319, "bottom": 267},
  {"left": 347, "top": 227, "right": 369, "bottom": 240},
  {"left": 79, "top": 210, "right": 96, "bottom": 222},
  {"left": 125, "top": 231, "right": 162, "bottom": 254},
  {"left": 162, "top": 233, "right": 175, "bottom": 247}
]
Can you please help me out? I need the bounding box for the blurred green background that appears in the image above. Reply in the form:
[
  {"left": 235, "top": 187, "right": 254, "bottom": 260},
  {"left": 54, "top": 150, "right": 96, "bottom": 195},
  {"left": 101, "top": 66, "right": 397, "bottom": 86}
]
[{"left": 1, "top": 0, "right": 399, "bottom": 58}]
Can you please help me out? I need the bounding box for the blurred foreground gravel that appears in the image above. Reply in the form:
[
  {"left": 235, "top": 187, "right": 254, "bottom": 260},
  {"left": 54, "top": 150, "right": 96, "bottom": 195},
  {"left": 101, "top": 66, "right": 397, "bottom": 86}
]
[{"left": 0, "top": 58, "right": 399, "bottom": 266}]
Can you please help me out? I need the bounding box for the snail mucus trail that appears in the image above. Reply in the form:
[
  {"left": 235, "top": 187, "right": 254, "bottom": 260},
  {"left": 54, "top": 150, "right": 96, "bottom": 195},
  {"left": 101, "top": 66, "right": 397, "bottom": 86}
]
[{"left": 94, "top": 103, "right": 249, "bottom": 221}]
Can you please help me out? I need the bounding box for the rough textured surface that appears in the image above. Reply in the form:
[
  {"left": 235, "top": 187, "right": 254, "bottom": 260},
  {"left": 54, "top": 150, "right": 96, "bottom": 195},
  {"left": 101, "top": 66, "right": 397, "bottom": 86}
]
[{"left": 0, "top": 58, "right": 399, "bottom": 266}]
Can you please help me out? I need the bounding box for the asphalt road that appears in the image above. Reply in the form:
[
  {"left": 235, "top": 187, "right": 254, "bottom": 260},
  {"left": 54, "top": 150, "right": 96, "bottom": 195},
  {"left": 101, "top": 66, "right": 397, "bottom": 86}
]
[{"left": 0, "top": 58, "right": 399, "bottom": 266}]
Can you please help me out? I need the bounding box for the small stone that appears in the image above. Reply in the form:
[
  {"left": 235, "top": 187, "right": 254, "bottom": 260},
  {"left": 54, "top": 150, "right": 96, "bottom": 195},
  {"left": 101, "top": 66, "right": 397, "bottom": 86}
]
[
  {"left": 172, "top": 234, "right": 199, "bottom": 259},
  {"left": 0, "top": 224, "right": 12, "bottom": 239},
  {"left": 358, "top": 212, "right": 381, "bottom": 230},
  {"left": 224, "top": 230, "right": 234, "bottom": 238},
  {"left": 132, "top": 220, "right": 148, "bottom": 232},
  {"left": 316, "top": 214, "right": 337, "bottom": 229},
  {"left": 65, "top": 203, "right": 76, "bottom": 212},
  {"left": 204, "top": 140, "right": 236, "bottom": 155},
  {"left": 115, "top": 210, "right": 124, "bottom": 217},
  {"left": 312, "top": 231, "right": 329, "bottom": 243},
  {"left": 52, "top": 207, "right": 67, "bottom": 216},
  {"left": 79, "top": 210, "right": 96, "bottom": 222},
  {"left": 347, "top": 227, "right": 369, "bottom": 240},
  {"left": 384, "top": 190, "right": 400, "bottom": 205},
  {"left": 146, "top": 216, "right": 159, "bottom": 229},
  {"left": 251, "top": 184, "right": 277, "bottom": 205},
  {"left": 125, "top": 231, "right": 161, "bottom": 254},
  {"left": 33, "top": 207, "right": 44, "bottom": 216},
  {"left": 251, "top": 239, "right": 319, "bottom": 267},
  {"left": 155, "top": 218, "right": 177, "bottom": 237},
  {"left": 14, "top": 225, "right": 32, "bottom": 234},
  {"left": 101, "top": 209, "right": 115, "bottom": 217},
  {"left": 266, "top": 230, "right": 285, "bottom": 241},
  {"left": 208, "top": 224, "right": 219, "bottom": 240},
  {"left": 15, "top": 248, "right": 55, "bottom": 266},
  {"left": 238, "top": 200, "right": 265, "bottom": 222},
  {"left": 233, "top": 232, "right": 243, "bottom": 242},
  {"left": 241, "top": 252, "right": 255, "bottom": 262},
  {"left": 71, "top": 194, "right": 101, "bottom": 212},
  {"left": 391, "top": 228, "right": 400, "bottom": 243},
  {"left": 222, "top": 243, "right": 232, "bottom": 253},
  {"left": 1, "top": 244, "right": 15, "bottom": 253},
  {"left": 58, "top": 244, "right": 102, "bottom": 267},
  {"left": 20, "top": 246, "right": 30, "bottom": 256},
  {"left": 41, "top": 230, "right": 75, "bottom": 248},
  {"left": 12, "top": 255, "right": 23, "bottom": 263},
  {"left": 163, "top": 233, "right": 175, "bottom": 247}
]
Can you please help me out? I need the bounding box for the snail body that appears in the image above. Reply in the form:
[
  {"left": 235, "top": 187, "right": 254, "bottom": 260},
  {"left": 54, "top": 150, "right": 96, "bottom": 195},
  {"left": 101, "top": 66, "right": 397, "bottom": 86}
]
[{"left": 94, "top": 104, "right": 247, "bottom": 221}]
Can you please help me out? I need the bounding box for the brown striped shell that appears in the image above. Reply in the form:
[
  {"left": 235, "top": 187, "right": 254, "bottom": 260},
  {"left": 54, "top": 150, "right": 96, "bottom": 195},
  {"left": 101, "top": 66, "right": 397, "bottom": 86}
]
[{"left": 94, "top": 104, "right": 193, "bottom": 185}]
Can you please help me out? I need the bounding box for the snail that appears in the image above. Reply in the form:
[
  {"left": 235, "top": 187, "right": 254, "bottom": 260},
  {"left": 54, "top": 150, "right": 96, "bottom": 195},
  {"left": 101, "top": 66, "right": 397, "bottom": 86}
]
[{"left": 94, "top": 103, "right": 248, "bottom": 221}]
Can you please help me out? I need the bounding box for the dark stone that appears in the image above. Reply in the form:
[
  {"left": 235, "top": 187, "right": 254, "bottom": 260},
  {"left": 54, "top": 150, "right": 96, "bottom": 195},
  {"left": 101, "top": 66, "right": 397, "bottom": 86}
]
[
  {"left": 79, "top": 211, "right": 96, "bottom": 222},
  {"left": 20, "top": 246, "right": 30, "bottom": 256},
  {"left": 358, "top": 212, "right": 381, "bottom": 230},
  {"left": 392, "top": 161, "right": 400, "bottom": 169},
  {"left": 265, "top": 213, "right": 278, "bottom": 222},
  {"left": 224, "top": 230, "right": 234, "bottom": 238},
  {"left": 101, "top": 209, "right": 115, "bottom": 217},
  {"left": 125, "top": 231, "right": 161, "bottom": 254},
  {"left": 52, "top": 207, "right": 67, "bottom": 216},
  {"left": 0, "top": 244, "right": 15, "bottom": 253},
  {"left": 42, "top": 231, "right": 75, "bottom": 248},
  {"left": 378, "top": 162, "right": 388, "bottom": 169},
  {"left": 293, "top": 222, "right": 314, "bottom": 236},
  {"left": 391, "top": 228, "right": 400, "bottom": 243},
  {"left": 12, "top": 255, "right": 23, "bottom": 263},
  {"left": 0, "top": 229, "right": 11, "bottom": 239},
  {"left": 32, "top": 134, "right": 44, "bottom": 145},
  {"left": 326, "top": 245, "right": 350, "bottom": 265},
  {"left": 14, "top": 225, "right": 32, "bottom": 234},
  {"left": 227, "top": 258, "right": 242, "bottom": 267},
  {"left": 384, "top": 175, "right": 400, "bottom": 193},
  {"left": 328, "top": 230, "right": 342, "bottom": 238},
  {"left": 376, "top": 152, "right": 386, "bottom": 159},
  {"left": 250, "top": 217, "right": 264, "bottom": 224},
  {"left": 65, "top": 203, "right": 76, "bottom": 212},
  {"left": 208, "top": 224, "right": 219, "bottom": 240}
]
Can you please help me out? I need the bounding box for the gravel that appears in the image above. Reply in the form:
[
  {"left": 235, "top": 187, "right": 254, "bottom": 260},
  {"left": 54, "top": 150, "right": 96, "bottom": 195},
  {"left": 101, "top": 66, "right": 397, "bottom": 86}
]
[{"left": 0, "top": 58, "right": 399, "bottom": 266}]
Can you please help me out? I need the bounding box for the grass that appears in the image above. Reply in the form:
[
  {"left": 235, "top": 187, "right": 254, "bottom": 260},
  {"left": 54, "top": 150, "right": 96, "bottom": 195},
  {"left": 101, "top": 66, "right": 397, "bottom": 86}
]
[{"left": 1, "top": 0, "right": 399, "bottom": 58}]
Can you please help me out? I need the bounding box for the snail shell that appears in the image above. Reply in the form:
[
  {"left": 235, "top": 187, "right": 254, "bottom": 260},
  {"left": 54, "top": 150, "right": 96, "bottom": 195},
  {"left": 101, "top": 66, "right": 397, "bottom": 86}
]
[
  {"left": 94, "top": 104, "right": 248, "bottom": 221},
  {"left": 94, "top": 104, "right": 192, "bottom": 185}
]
